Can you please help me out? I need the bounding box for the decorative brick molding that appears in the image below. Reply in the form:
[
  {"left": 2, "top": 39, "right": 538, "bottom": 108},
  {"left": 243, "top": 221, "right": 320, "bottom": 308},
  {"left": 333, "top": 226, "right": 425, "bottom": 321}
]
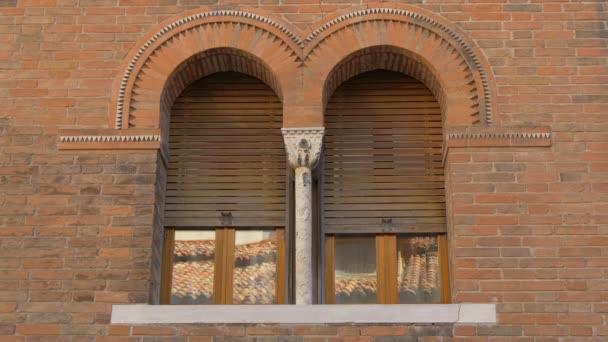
[
  {"left": 58, "top": 129, "right": 161, "bottom": 150},
  {"left": 305, "top": 4, "right": 496, "bottom": 127},
  {"left": 111, "top": 5, "right": 496, "bottom": 131},
  {"left": 111, "top": 7, "right": 301, "bottom": 129},
  {"left": 60, "top": 135, "right": 160, "bottom": 143},
  {"left": 441, "top": 126, "right": 552, "bottom": 164},
  {"left": 445, "top": 126, "right": 552, "bottom": 148}
]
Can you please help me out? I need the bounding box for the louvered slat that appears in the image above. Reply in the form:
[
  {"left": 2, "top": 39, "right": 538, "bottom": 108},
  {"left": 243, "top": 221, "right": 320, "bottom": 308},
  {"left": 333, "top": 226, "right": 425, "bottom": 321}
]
[
  {"left": 324, "top": 71, "right": 446, "bottom": 234},
  {"left": 165, "top": 72, "right": 285, "bottom": 227}
]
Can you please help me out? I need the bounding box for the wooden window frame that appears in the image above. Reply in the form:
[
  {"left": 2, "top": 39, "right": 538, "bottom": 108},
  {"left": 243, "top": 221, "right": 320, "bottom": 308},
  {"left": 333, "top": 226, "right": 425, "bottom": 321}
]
[
  {"left": 324, "top": 233, "right": 450, "bottom": 304},
  {"left": 161, "top": 227, "right": 286, "bottom": 305}
]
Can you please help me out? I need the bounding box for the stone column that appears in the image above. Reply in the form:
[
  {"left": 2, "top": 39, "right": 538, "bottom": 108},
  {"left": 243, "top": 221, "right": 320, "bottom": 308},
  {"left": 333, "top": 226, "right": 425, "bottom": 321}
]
[{"left": 282, "top": 127, "right": 324, "bottom": 305}]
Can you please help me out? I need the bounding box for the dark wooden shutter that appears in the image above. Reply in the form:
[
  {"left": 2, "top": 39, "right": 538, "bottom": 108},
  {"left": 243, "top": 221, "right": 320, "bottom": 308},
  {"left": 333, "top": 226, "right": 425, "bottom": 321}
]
[
  {"left": 324, "top": 70, "right": 445, "bottom": 234},
  {"left": 165, "top": 72, "right": 285, "bottom": 227}
]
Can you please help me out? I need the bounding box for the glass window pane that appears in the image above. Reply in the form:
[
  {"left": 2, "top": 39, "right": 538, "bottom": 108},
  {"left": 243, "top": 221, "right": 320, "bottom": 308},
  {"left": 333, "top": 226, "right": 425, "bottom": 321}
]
[
  {"left": 233, "top": 230, "right": 277, "bottom": 304},
  {"left": 334, "top": 235, "right": 377, "bottom": 304},
  {"left": 170, "top": 230, "right": 215, "bottom": 304},
  {"left": 397, "top": 235, "right": 440, "bottom": 303}
]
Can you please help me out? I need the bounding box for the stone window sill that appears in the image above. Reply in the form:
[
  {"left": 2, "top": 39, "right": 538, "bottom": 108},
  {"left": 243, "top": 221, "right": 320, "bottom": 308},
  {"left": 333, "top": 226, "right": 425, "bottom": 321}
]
[{"left": 111, "top": 304, "right": 496, "bottom": 324}]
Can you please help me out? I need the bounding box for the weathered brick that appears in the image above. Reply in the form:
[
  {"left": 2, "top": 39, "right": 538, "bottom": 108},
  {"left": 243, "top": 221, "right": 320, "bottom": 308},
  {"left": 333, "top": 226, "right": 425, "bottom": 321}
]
[
  {"left": 132, "top": 326, "right": 176, "bottom": 336},
  {"left": 246, "top": 325, "right": 290, "bottom": 336},
  {"left": 477, "top": 326, "right": 522, "bottom": 336},
  {"left": 361, "top": 326, "right": 408, "bottom": 336},
  {"left": 0, "top": 0, "right": 17, "bottom": 8},
  {"left": 292, "top": 325, "right": 338, "bottom": 336},
  {"left": 15, "top": 324, "right": 61, "bottom": 335},
  {"left": 0, "top": 1, "right": 606, "bottom": 341}
]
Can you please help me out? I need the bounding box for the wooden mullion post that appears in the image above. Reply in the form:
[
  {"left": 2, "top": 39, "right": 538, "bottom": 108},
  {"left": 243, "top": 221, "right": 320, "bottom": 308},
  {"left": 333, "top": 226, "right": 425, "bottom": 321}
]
[
  {"left": 213, "top": 228, "right": 225, "bottom": 305},
  {"left": 376, "top": 235, "right": 386, "bottom": 304},
  {"left": 223, "top": 228, "right": 236, "bottom": 304},
  {"left": 438, "top": 233, "right": 451, "bottom": 303},
  {"left": 324, "top": 235, "right": 335, "bottom": 304},
  {"left": 160, "top": 227, "right": 175, "bottom": 305},
  {"left": 376, "top": 234, "right": 398, "bottom": 304},
  {"left": 276, "top": 228, "right": 286, "bottom": 304},
  {"left": 385, "top": 235, "right": 398, "bottom": 304}
]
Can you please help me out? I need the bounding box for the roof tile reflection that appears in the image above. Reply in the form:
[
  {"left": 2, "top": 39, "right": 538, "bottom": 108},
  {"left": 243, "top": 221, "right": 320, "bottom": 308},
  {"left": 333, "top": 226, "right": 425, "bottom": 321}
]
[{"left": 171, "top": 239, "right": 277, "bottom": 304}]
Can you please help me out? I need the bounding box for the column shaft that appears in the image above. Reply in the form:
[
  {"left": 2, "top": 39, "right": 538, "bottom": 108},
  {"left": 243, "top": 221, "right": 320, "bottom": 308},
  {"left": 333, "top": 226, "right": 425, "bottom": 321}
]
[
  {"left": 281, "top": 127, "right": 324, "bottom": 305},
  {"left": 294, "top": 166, "right": 313, "bottom": 305}
]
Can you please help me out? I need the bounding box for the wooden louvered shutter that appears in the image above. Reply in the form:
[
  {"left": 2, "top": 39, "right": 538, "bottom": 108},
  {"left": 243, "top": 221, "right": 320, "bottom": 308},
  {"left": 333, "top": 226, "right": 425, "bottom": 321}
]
[
  {"left": 324, "top": 70, "right": 446, "bottom": 234},
  {"left": 164, "top": 72, "right": 285, "bottom": 227}
]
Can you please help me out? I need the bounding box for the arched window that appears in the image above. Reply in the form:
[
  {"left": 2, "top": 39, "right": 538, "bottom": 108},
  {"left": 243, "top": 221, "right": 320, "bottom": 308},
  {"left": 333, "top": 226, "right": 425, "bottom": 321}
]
[
  {"left": 323, "top": 70, "right": 450, "bottom": 304},
  {"left": 160, "top": 72, "right": 287, "bottom": 305}
]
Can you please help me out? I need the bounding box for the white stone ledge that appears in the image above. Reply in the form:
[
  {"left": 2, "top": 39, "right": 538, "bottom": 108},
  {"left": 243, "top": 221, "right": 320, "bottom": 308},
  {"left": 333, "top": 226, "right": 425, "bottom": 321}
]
[{"left": 111, "top": 304, "right": 496, "bottom": 325}]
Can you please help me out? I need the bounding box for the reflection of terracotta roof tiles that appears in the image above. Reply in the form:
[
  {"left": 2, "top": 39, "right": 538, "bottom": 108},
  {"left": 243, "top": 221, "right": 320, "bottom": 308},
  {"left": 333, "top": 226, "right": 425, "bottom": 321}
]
[
  {"left": 401, "top": 253, "right": 426, "bottom": 295},
  {"left": 233, "top": 262, "right": 275, "bottom": 304},
  {"left": 422, "top": 253, "right": 438, "bottom": 295},
  {"left": 408, "top": 236, "right": 437, "bottom": 251},
  {"left": 171, "top": 260, "right": 277, "bottom": 304},
  {"left": 171, "top": 237, "right": 440, "bottom": 304},
  {"left": 336, "top": 275, "right": 377, "bottom": 298},
  {"left": 174, "top": 240, "right": 215, "bottom": 259},
  {"left": 400, "top": 236, "right": 439, "bottom": 297},
  {"left": 335, "top": 236, "right": 440, "bottom": 301},
  {"left": 234, "top": 239, "right": 276, "bottom": 262},
  {"left": 171, "top": 239, "right": 277, "bottom": 304},
  {"left": 173, "top": 239, "right": 276, "bottom": 260},
  {"left": 335, "top": 253, "right": 439, "bottom": 299},
  {"left": 171, "top": 260, "right": 214, "bottom": 303}
]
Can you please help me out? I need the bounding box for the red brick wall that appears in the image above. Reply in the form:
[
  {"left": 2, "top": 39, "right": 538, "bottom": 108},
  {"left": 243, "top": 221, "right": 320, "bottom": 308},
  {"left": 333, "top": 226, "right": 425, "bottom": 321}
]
[
  {"left": 107, "top": 324, "right": 452, "bottom": 341},
  {"left": 1, "top": 0, "right": 607, "bottom": 340}
]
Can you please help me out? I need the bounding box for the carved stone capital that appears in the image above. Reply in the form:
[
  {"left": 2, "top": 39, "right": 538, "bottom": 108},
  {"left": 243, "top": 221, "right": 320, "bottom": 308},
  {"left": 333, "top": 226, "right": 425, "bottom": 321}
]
[{"left": 282, "top": 127, "right": 325, "bottom": 169}]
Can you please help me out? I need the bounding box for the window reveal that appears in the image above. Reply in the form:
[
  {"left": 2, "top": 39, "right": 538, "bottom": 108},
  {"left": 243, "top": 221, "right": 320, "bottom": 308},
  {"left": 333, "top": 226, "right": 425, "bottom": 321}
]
[
  {"left": 323, "top": 70, "right": 446, "bottom": 234},
  {"left": 323, "top": 70, "right": 449, "bottom": 304},
  {"left": 161, "top": 72, "right": 288, "bottom": 305},
  {"left": 163, "top": 72, "right": 286, "bottom": 228}
]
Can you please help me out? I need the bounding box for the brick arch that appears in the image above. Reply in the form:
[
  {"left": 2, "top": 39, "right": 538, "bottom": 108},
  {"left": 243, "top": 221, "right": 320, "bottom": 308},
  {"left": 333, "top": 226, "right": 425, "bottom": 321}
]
[
  {"left": 111, "top": 7, "right": 301, "bottom": 129},
  {"left": 323, "top": 46, "right": 448, "bottom": 121},
  {"left": 304, "top": 4, "right": 497, "bottom": 127},
  {"left": 156, "top": 48, "right": 282, "bottom": 144}
]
